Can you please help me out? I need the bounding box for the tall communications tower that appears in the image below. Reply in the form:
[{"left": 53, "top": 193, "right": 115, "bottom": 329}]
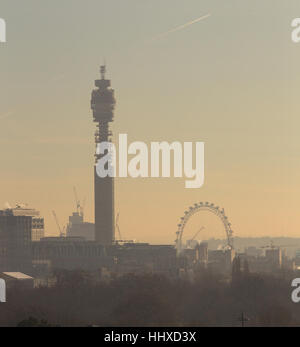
[{"left": 91, "top": 65, "right": 115, "bottom": 245}]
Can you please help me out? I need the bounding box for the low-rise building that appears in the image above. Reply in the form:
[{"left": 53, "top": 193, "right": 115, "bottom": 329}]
[{"left": 0, "top": 272, "right": 34, "bottom": 289}]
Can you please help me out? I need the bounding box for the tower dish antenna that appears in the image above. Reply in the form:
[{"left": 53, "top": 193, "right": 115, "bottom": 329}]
[{"left": 100, "top": 65, "right": 106, "bottom": 79}]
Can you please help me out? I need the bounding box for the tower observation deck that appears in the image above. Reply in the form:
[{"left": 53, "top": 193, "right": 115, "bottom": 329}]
[{"left": 91, "top": 65, "right": 116, "bottom": 245}]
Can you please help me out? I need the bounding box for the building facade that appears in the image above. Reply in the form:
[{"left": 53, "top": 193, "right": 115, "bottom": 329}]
[
  {"left": 66, "top": 212, "right": 95, "bottom": 241},
  {"left": 0, "top": 209, "right": 32, "bottom": 273},
  {"left": 8, "top": 206, "right": 44, "bottom": 241}
]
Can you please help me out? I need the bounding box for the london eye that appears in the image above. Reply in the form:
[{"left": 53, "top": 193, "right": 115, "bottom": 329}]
[{"left": 175, "top": 202, "right": 234, "bottom": 254}]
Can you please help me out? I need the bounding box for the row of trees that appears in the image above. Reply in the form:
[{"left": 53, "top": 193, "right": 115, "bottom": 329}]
[{"left": 0, "top": 269, "right": 298, "bottom": 326}]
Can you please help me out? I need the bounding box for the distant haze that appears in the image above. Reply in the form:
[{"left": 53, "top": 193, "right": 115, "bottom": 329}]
[{"left": 0, "top": 0, "right": 299, "bottom": 243}]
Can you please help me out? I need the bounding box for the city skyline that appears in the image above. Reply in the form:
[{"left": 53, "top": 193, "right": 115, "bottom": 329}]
[{"left": 0, "top": 0, "right": 300, "bottom": 244}]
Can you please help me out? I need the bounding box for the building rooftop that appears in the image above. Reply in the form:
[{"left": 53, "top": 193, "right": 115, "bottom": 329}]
[
  {"left": 2, "top": 272, "right": 33, "bottom": 280},
  {"left": 0, "top": 207, "right": 40, "bottom": 217}
]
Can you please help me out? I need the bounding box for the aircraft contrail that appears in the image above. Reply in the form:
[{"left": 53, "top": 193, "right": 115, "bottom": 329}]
[{"left": 151, "top": 13, "right": 211, "bottom": 41}]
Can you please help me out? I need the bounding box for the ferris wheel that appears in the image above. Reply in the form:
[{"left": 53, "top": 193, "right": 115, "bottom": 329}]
[{"left": 175, "top": 201, "right": 234, "bottom": 254}]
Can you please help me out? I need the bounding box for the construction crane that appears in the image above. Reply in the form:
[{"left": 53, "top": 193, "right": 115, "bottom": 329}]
[
  {"left": 73, "top": 186, "right": 80, "bottom": 214},
  {"left": 73, "top": 186, "right": 84, "bottom": 218},
  {"left": 116, "top": 212, "right": 122, "bottom": 240},
  {"left": 185, "top": 226, "right": 205, "bottom": 249},
  {"left": 191, "top": 226, "right": 205, "bottom": 242},
  {"left": 52, "top": 210, "right": 65, "bottom": 238},
  {"left": 82, "top": 197, "right": 86, "bottom": 219},
  {"left": 114, "top": 213, "right": 136, "bottom": 244}
]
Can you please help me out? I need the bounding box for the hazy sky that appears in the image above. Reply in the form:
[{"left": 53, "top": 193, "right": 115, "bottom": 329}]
[{"left": 0, "top": 0, "right": 300, "bottom": 244}]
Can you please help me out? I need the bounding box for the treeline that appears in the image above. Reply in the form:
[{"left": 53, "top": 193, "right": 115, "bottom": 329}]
[{"left": 0, "top": 269, "right": 299, "bottom": 327}]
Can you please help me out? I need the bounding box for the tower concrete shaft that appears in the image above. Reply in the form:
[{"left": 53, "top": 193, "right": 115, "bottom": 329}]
[{"left": 91, "top": 66, "right": 115, "bottom": 245}]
